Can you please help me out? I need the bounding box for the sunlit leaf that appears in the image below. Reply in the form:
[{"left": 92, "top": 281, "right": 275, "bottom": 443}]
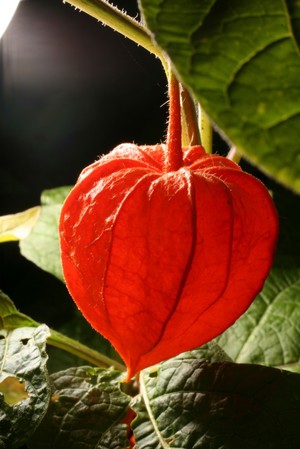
[
  {"left": 139, "top": 0, "right": 300, "bottom": 192},
  {"left": 41, "top": 187, "right": 73, "bottom": 206},
  {"left": 0, "top": 206, "right": 40, "bottom": 242},
  {"left": 216, "top": 262, "right": 300, "bottom": 372},
  {"left": 0, "top": 325, "right": 50, "bottom": 448},
  {"left": 20, "top": 186, "right": 72, "bottom": 281}
]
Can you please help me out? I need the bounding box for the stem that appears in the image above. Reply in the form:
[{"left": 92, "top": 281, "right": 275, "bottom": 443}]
[
  {"left": 275, "top": 362, "right": 300, "bottom": 372},
  {"left": 198, "top": 105, "right": 213, "bottom": 153},
  {"left": 180, "top": 85, "right": 201, "bottom": 147},
  {"left": 48, "top": 328, "right": 126, "bottom": 372},
  {"left": 64, "top": 0, "right": 168, "bottom": 74},
  {"left": 140, "top": 371, "right": 170, "bottom": 449},
  {"left": 227, "top": 146, "right": 242, "bottom": 164},
  {"left": 166, "top": 69, "right": 183, "bottom": 172}
]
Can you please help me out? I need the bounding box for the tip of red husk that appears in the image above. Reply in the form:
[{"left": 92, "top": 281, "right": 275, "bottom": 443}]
[{"left": 123, "top": 366, "right": 135, "bottom": 383}]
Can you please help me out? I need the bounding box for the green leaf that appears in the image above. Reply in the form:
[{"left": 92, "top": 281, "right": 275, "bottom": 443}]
[
  {"left": 0, "top": 324, "right": 50, "bottom": 448},
  {"left": 133, "top": 349, "right": 300, "bottom": 448},
  {"left": 29, "top": 366, "right": 131, "bottom": 449},
  {"left": 0, "top": 206, "right": 40, "bottom": 242},
  {"left": 216, "top": 263, "right": 300, "bottom": 371},
  {"left": 0, "top": 290, "right": 39, "bottom": 329},
  {"left": 132, "top": 344, "right": 231, "bottom": 448},
  {"left": 139, "top": 0, "right": 300, "bottom": 192},
  {"left": 41, "top": 187, "right": 73, "bottom": 206},
  {"left": 20, "top": 186, "right": 72, "bottom": 282}
]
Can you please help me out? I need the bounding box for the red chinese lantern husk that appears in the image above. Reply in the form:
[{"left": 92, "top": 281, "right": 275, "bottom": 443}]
[
  {"left": 59, "top": 75, "right": 278, "bottom": 381},
  {"left": 122, "top": 407, "right": 136, "bottom": 448}
]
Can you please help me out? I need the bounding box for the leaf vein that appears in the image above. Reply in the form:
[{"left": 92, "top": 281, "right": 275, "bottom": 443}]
[
  {"left": 235, "top": 278, "right": 300, "bottom": 363},
  {"left": 226, "top": 35, "right": 290, "bottom": 101}
]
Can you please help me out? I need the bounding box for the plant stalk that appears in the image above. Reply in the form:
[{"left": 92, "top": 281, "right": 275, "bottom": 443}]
[
  {"left": 48, "top": 328, "right": 126, "bottom": 372},
  {"left": 140, "top": 370, "right": 170, "bottom": 448},
  {"left": 199, "top": 106, "right": 213, "bottom": 153},
  {"left": 227, "top": 146, "right": 242, "bottom": 164},
  {"left": 166, "top": 69, "right": 183, "bottom": 172},
  {"left": 180, "top": 85, "right": 201, "bottom": 147}
]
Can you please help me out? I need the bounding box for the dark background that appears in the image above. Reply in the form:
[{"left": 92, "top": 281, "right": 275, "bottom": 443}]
[{"left": 0, "top": 0, "right": 167, "bottom": 325}]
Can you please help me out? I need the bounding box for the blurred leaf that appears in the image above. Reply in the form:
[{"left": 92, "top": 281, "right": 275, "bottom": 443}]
[
  {"left": 133, "top": 348, "right": 300, "bottom": 448},
  {"left": 47, "top": 310, "right": 123, "bottom": 373},
  {"left": 216, "top": 262, "right": 300, "bottom": 371},
  {"left": 139, "top": 0, "right": 300, "bottom": 192},
  {"left": 29, "top": 366, "right": 130, "bottom": 449},
  {"left": 20, "top": 204, "right": 63, "bottom": 281},
  {"left": 20, "top": 186, "right": 72, "bottom": 282},
  {"left": 0, "top": 290, "right": 39, "bottom": 329},
  {"left": 0, "top": 206, "right": 40, "bottom": 242},
  {"left": 0, "top": 325, "right": 50, "bottom": 448},
  {"left": 41, "top": 187, "right": 73, "bottom": 206}
]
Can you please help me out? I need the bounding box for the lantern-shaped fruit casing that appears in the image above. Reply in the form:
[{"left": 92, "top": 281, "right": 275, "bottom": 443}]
[{"left": 59, "top": 143, "right": 278, "bottom": 380}]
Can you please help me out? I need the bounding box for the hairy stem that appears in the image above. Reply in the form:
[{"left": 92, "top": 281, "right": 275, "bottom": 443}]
[
  {"left": 166, "top": 69, "right": 183, "bottom": 171},
  {"left": 48, "top": 328, "right": 126, "bottom": 371},
  {"left": 64, "top": 0, "right": 168, "bottom": 73}
]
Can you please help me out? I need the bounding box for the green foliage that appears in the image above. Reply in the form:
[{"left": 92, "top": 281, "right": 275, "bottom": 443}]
[
  {"left": 28, "top": 367, "right": 130, "bottom": 449},
  {"left": 0, "top": 323, "right": 50, "bottom": 448},
  {"left": 0, "top": 290, "right": 39, "bottom": 330},
  {"left": 20, "top": 186, "right": 72, "bottom": 282},
  {"left": 216, "top": 262, "right": 300, "bottom": 371},
  {"left": 133, "top": 348, "right": 300, "bottom": 449},
  {"left": 0, "top": 207, "right": 40, "bottom": 243},
  {"left": 139, "top": 0, "right": 300, "bottom": 193}
]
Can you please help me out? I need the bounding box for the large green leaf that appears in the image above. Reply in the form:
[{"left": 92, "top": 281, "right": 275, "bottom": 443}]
[
  {"left": 0, "top": 324, "right": 50, "bottom": 448},
  {"left": 20, "top": 186, "right": 72, "bottom": 282},
  {"left": 139, "top": 0, "right": 300, "bottom": 192},
  {"left": 216, "top": 262, "right": 300, "bottom": 372},
  {"left": 133, "top": 349, "right": 300, "bottom": 448},
  {"left": 28, "top": 366, "right": 130, "bottom": 449}
]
